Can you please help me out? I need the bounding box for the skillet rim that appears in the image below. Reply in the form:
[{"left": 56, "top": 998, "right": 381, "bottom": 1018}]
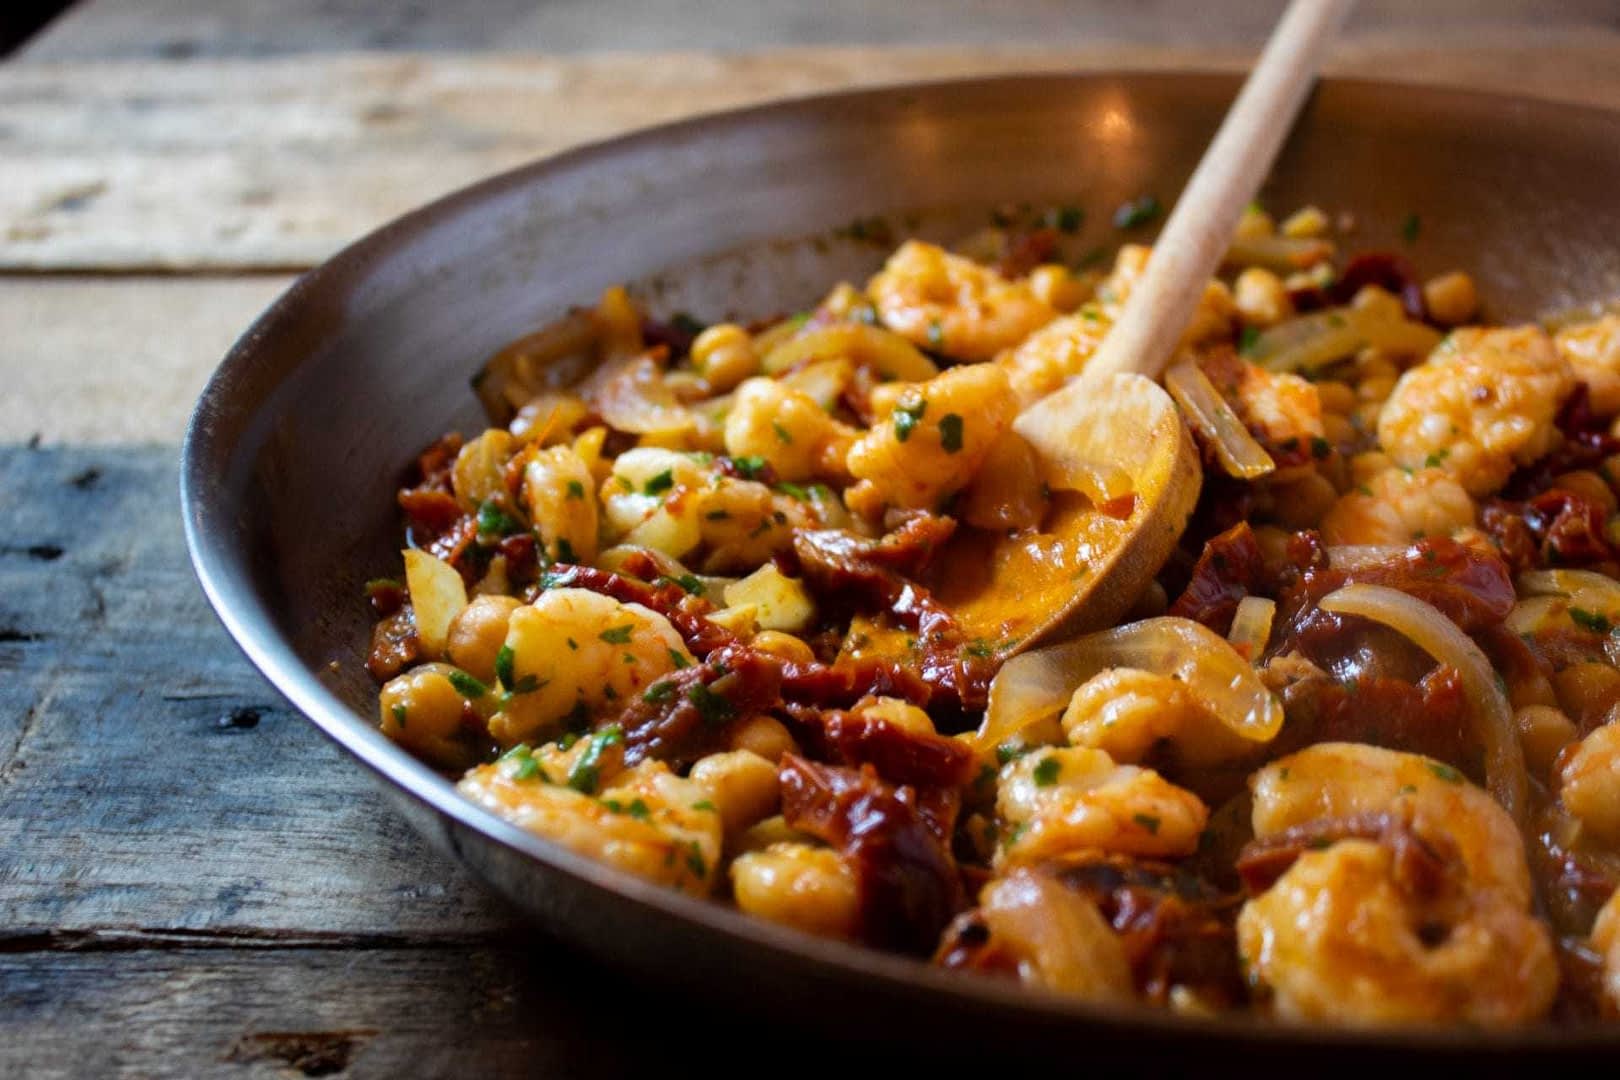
[{"left": 181, "top": 69, "right": 1620, "bottom": 1052}]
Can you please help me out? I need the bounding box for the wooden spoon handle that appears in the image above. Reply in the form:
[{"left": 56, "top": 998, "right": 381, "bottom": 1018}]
[{"left": 1085, "top": 0, "right": 1355, "bottom": 381}]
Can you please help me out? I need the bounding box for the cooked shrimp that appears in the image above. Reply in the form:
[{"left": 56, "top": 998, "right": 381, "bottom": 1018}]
[
  {"left": 730, "top": 842, "right": 860, "bottom": 939},
  {"left": 1098, "top": 244, "right": 1236, "bottom": 346},
  {"left": 1378, "top": 326, "right": 1574, "bottom": 495},
  {"left": 867, "top": 240, "right": 1055, "bottom": 361},
  {"left": 488, "top": 588, "right": 693, "bottom": 747},
  {"left": 1319, "top": 466, "right": 1477, "bottom": 546},
  {"left": 1558, "top": 721, "right": 1620, "bottom": 845},
  {"left": 1237, "top": 838, "right": 1557, "bottom": 1026},
  {"left": 458, "top": 756, "right": 722, "bottom": 896},
  {"left": 1250, "top": 743, "right": 1533, "bottom": 907},
  {"left": 1061, "top": 667, "right": 1260, "bottom": 769},
  {"left": 846, "top": 361, "right": 1017, "bottom": 512},
  {"left": 1555, "top": 313, "right": 1620, "bottom": 417},
  {"left": 996, "top": 747, "right": 1208, "bottom": 863},
  {"left": 722, "top": 377, "right": 857, "bottom": 482},
  {"left": 997, "top": 307, "right": 1112, "bottom": 406},
  {"left": 1593, "top": 886, "right": 1620, "bottom": 1014},
  {"left": 523, "top": 444, "right": 599, "bottom": 564}
]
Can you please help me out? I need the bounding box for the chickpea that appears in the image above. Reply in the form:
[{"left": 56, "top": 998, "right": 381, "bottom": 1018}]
[
  {"left": 379, "top": 662, "right": 473, "bottom": 768},
  {"left": 857, "top": 696, "right": 935, "bottom": 735},
  {"left": 1027, "top": 263, "right": 1089, "bottom": 312},
  {"left": 1559, "top": 723, "right": 1620, "bottom": 844},
  {"left": 691, "top": 750, "right": 781, "bottom": 840},
  {"left": 728, "top": 714, "right": 799, "bottom": 762},
  {"left": 1315, "top": 380, "right": 1357, "bottom": 416},
  {"left": 1423, "top": 271, "right": 1479, "bottom": 327},
  {"left": 750, "top": 631, "right": 816, "bottom": 665},
  {"left": 734, "top": 814, "right": 816, "bottom": 854},
  {"left": 731, "top": 842, "right": 860, "bottom": 939},
  {"left": 446, "top": 595, "right": 523, "bottom": 684},
  {"left": 1233, "top": 203, "right": 1274, "bottom": 239},
  {"left": 1234, "top": 267, "right": 1292, "bottom": 327},
  {"left": 1280, "top": 205, "right": 1329, "bottom": 238},
  {"left": 691, "top": 323, "right": 758, "bottom": 392},
  {"left": 1553, "top": 662, "right": 1620, "bottom": 729},
  {"left": 1516, "top": 705, "right": 1578, "bottom": 779},
  {"left": 1358, "top": 374, "right": 1397, "bottom": 403}
]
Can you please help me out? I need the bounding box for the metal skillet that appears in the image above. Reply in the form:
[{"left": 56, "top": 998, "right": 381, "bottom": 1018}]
[{"left": 182, "top": 73, "right": 1620, "bottom": 1060}]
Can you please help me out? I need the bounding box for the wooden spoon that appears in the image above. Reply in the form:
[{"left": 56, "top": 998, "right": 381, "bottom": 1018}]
[{"left": 947, "top": 0, "right": 1355, "bottom": 654}]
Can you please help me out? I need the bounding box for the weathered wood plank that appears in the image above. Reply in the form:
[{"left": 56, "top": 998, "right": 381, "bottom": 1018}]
[
  {"left": 6, "top": 37, "right": 1620, "bottom": 271},
  {"left": 0, "top": 445, "right": 518, "bottom": 939},
  {"left": 0, "top": 275, "right": 294, "bottom": 445},
  {"left": 21, "top": 0, "right": 1619, "bottom": 59}
]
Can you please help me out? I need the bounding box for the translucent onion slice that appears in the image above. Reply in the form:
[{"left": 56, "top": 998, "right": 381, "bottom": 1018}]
[
  {"left": 591, "top": 354, "right": 696, "bottom": 435},
  {"left": 979, "top": 616, "right": 1284, "bottom": 754},
  {"left": 1164, "top": 361, "right": 1275, "bottom": 479},
  {"left": 1225, "top": 234, "right": 1334, "bottom": 273},
  {"left": 761, "top": 323, "right": 938, "bottom": 381},
  {"left": 1325, "top": 544, "right": 1405, "bottom": 571},
  {"left": 979, "top": 868, "right": 1132, "bottom": 1001},
  {"left": 1227, "top": 595, "right": 1276, "bottom": 663},
  {"left": 1251, "top": 304, "right": 1442, "bottom": 375},
  {"left": 1516, "top": 569, "right": 1620, "bottom": 618},
  {"left": 1319, "top": 583, "right": 1528, "bottom": 828}
]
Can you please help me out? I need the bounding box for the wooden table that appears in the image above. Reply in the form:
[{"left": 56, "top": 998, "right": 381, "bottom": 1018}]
[{"left": 6, "top": 4, "right": 1620, "bottom": 1075}]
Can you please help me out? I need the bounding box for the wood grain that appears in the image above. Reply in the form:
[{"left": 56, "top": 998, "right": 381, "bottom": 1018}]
[
  {"left": 0, "top": 275, "right": 294, "bottom": 445},
  {"left": 0, "top": 446, "right": 517, "bottom": 939},
  {"left": 6, "top": 36, "right": 1620, "bottom": 271}
]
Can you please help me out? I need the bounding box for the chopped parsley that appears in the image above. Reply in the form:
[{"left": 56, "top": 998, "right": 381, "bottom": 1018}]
[
  {"left": 1238, "top": 324, "right": 1262, "bottom": 356},
  {"left": 995, "top": 742, "right": 1028, "bottom": 766},
  {"left": 656, "top": 573, "right": 705, "bottom": 596},
  {"left": 691, "top": 800, "right": 717, "bottom": 813},
  {"left": 1112, "top": 194, "right": 1161, "bottom": 230},
  {"left": 511, "top": 756, "right": 542, "bottom": 782},
  {"left": 643, "top": 680, "right": 677, "bottom": 704},
  {"left": 1423, "top": 449, "right": 1450, "bottom": 468},
  {"left": 599, "top": 625, "right": 635, "bottom": 644},
  {"left": 644, "top": 469, "right": 675, "bottom": 496},
  {"left": 1309, "top": 436, "right": 1333, "bottom": 460},
  {"left": 1031, "top": 755, "right": 1061, "bottom": 787},
  {"left": 1570, "top": 607, "right": 1612, "bottom": 634},
  {"left": 938, "top": 413, "right": 965, "bottom": 453},
  {"left": 446, "top": 669, "right": 488, "bottom": 699},
  {"left": 1133, "top": 813, "right": 1162, "bottom": 834},
  {"left": 1427, "top": 762, "right": 1464, "bottom": 784},
  {"left": 775, "top": 481, "right": 811, "bottom": 501},
  {"left": 685, "top": 843, "right": 708, "bottom": 879},
  {"left": 730, "top": 455, "right": 769, "bottom": 480},
  {"left": 565, "top": 480, "right": 586, "bottom": 500},
  {"left": 494, "top": 645, "right": 516, "bottom": 690},
  {"left": 567, "top": 725, "right": 624, "bottom": 795},
  {"left": 688, "top": 682, "right": 734, "bottom": 726},
  {"left": 476, "top": 500, "right": 519, "bottom": 539},
  {"left": 1044, "top": 205, "right": 1084, "bottom": 233},
  {"left": 668, "top": 648, "right": 692, "bottom": 670},
  {"left": 772, "top": 420, "right": 794, "bottom": 445},
  {"left": 1002, "top": 822, "right": 1031, "bottom": 849},
  {"left": 893, "top": 397, "right": 927, "bottom": 443},
  {"left": 554, "top": 537, "right": 577, "bottom": 564},
  {"left": 390, "top": 703, "right": 407, "bottom": 728},
  {"left": 1401, "top": 212, "right": 1422, "bottom": 245}
]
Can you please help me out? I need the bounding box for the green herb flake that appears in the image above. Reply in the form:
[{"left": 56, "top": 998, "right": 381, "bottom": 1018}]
[
  {"left": 972, "top": 764, "right": 997, "bottom": 792},
  {"left": 1045, "top": 205, "right": 1084, "bottom": 233},
  {"left": 1238, "top": 324, "right": 1262, "bottom": 356},
  {"left": 1310, "top": 436, "right": 1333, "bottom": 460},
  {"left": 511, "top": 756, "right": 542, "bottom": 782},
  {"left": 1133, "top": 813, "right": 1162, "bottom": 835},
  {"left": 447, "top": 669, "right": 488, "bottom": 699},
  {"left": 772, "top": 420, "right": 794, "bottom": 445},
  {"left": 390, "top": 703, "right": 407, "bottom": 729},
  {"left": 668, "top": 648, "right": 691, "bottom": 670},
  {"left": 565, "top": 480, "right": 586, "bottom": 500},
  {"left": 1427, "top": 762, "right": 1464, "bottom": 784},
  {"left": 476, "top": 499, "right": 519, "bottom": 539},
  {"left": 1002, "top": 822, "right": 1031, "bottom": 849},
  {"left": 775, "top": 481, "right": 810, "bottom": 501},
  {"left": 1031, "top": 755, "right": 1061, "bottom": 787},
  {"left": 643, "top": 680, "right": 676, "bottom": 704},
  {"left": 599, "top": 625, "right": 635, "bottom": 645},
  {"left": 494, "top": 645, "right": 516, "bottom": 691},
  {"left": 627, "top": 798, "right": 651, "bottom": 820},
  {"left": 995, "top": 742, "right": 1026, "bottom": 766},
  {"left": 685, "top": 843, "right": 708, "bottom": 879},
  {"left": 731, "top": 455, "right": 769, "bottom": 480},
  {"left": 1423, "top": 449, "right": 1450, "bottom": 468},
  {"left": 691, "top": 799, "right": 717, "bottom": 813},
  {"left": 554, "top": 537, "right": 577, "bottom": 564},
  {"left": 500, "top": 742, "right": 534, "bottom": 761},
  {"left": 1570, "top": 607, "right": 1613, "bottom": 634},
  {"left": 566, "top": 637, "right": 578, "bottom": 650},
  {"left": 1401, "top": 212, "right": 1422, "bottom": 245},
  {"left": 1112, "top": 194, "right": 1161, "bottom": 230},
  {"left": 893, "top": 397, "right": 927, "bottom": 443},
  {"left": 938, "top": 413, "right": 965, "bottom": 453},
  {"left": 688, "top": 682, "right": 734, "bottom": 726},
  {"left": 644, "top": 469, "right": 675, "bottom": 496},
  {"left": 566, "top": 724, "right": 624, "bottom": 795},
  {"left": 655, "top": 573, "right": 705, "bottom": 597}
]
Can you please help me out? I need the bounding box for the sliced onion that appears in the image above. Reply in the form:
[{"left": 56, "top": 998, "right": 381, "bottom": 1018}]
[
  {"left": 979, "top": 616, "right": 1284, "bottom": 754},
  {"left": 1516, "top": 569, "right": 1620, "bottom": 617},
  {"left": 1325, "top": 544, "right": 1405, "bottom": 572},
  {"left": 1227, "top": 595, "right": 1276, "bottom": 663},
  {"left": 1503, "top": 595, "right": 1569, "bottom": 639},
  {"left": 1253, "top": 304, "right": 1442, "bottom": 375},
  {"left": 761, "top": 323, "right": 938, "bottom": 381},
  {"left": 1318, "top": 583, "right": 1527, "bottom": 828},
  {"left": 1225, "top": 234, "right": 1334, "bottom": 273},
  {"left": 979, "top": 868, "right": 1132, "bottom": 1001},
  {"left": 473, "top": 309, "right": 598, "bottom": 423},
  {"left": 590, "top": 354, "right": 696, "bottom": 435},
  {"left": 1164, "top": 361, "right": 1275, "bottom": 479}
]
